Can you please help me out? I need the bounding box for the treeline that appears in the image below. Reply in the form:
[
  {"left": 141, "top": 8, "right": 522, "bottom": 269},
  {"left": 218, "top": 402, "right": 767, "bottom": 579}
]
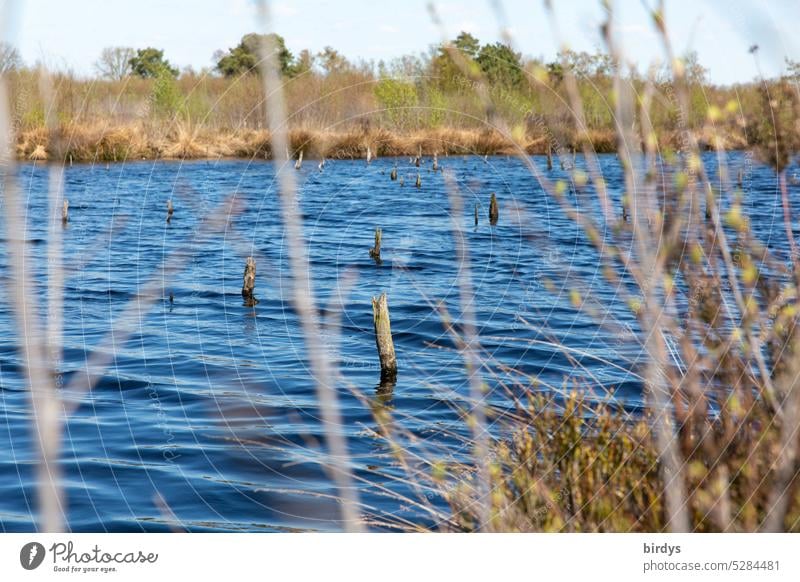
[{"left": 2, "top": 33, "right": 798, "bottom": 161}]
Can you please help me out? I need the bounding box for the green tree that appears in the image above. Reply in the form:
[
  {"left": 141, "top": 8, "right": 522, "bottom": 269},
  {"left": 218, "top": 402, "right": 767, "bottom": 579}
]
[
  {"left": 129, "top": 47, "right": 178, "bottom": 78},
  {"left": 215, "top": 33, "right": 295, "bottom": 77},
  {"left": 453, "top": 32, "right": 480, "bottom": 60},
  {"left": 476, "top": 42, "right": 523, "bottom": 88}
]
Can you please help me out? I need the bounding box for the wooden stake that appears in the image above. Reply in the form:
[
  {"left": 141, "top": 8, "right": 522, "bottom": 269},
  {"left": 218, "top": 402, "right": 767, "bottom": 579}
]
[
  {"left": 489, "top": 193, "right": 499, "bottom": 225},
  {"left": 432, "top": 153, "right": 439, "bottom": 172},
  {"left": 294, "top": 150, "right": 303, "bottom": 170},
  {"left": 242, "top": 257, "right": 258, "bottom": 305},
  {"left": 547, "top": 143, "right": 553, "bottom": 171},
  {"left": 366, "top": 145, "right": 373, "bottom": 164},
  {"left": 390, "top": 167, "right": 397, "bottom": 181},
  {"left": 369, "top": 227, "right": 382, "bottom": 264},
  {"left": 61, "top": 199, "right": 69, "bottom": 225},
  {"left": 166, "top": 199, "right": 174, "bottom": 224},
  {"left": 372, "top": 292, "right": 397, "bottom": 381},
  {"left": 415, "top": 173, "right": 421, "bottom": 188},
  {"left": 474, "top": 203, "right": 479, "bottom": 227}
]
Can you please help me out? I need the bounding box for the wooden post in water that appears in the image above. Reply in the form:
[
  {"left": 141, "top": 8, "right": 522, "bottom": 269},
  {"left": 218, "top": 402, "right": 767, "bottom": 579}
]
[
  {"left": 294, "top": 150, "right": 303, "bottom": 170},
  {"left": 242, "top": 257, "right": 258, "bottom": 305},
  {"left": 369, "top": 227, "right": 382, "bottom": 264},
  {"left": 167, "top": 199, "right": 174, "bottom": 224},
  {"left": 415, "top": 173, "right": 421, "bottom": 189},
  {"left": 390, "top": 167, "right": 397, "bottom": 181},
  {"left": 432, "top": 152, "right": 439, "bottom": 172},
  {"left": 366, "top": 145, "right": 373, "bottom": 164},
  {"left": 372, "top": 292, "right": 397, "bottom": 381},
  {"left": 474, "top": 203, "right": 479, "bottom": 227},
  {"left": 547, "top": 143, "right": 553, "bottom": 171},
  {"left": 737, "top": 168, "right": 743, "bottom": 188},
  {"left": 489, "top": 193, "right": 499, "bottom": 225},
  {"left": 61, "top": 199, "right": 69, "bottom": 225}
]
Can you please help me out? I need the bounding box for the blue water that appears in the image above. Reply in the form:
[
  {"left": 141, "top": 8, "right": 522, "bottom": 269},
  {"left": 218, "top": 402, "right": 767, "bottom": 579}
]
[{"left": 0, "top": 152, "right": 789, "bottom": 531}]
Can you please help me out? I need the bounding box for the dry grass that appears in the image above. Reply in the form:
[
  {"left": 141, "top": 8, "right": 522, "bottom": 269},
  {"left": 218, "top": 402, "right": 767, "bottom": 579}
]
[{"left": 13, "top": 122, "right": 733, "bottom": 162}]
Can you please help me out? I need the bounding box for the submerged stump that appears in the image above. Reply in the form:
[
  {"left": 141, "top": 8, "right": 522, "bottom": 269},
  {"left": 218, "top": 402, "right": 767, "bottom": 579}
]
[
  {"left": 369, "top": 227, "right": 382, "bottom": 264},
  {"left": 372, "top": 292, "right": 397, "bottom": 381},
  {"left": 61, "top": 199, "right": 69, "bottom": 225},
  {"left": 415, "top": 173, "right": 421, "bottom": 189},
  {"left": 489, "top": 193, "right": 499, "bottom": 225},
  {"left": 242, "top": 256, "right": 258, "bottom": 306},
  {"left": 390, "top": 167, "right": 397, "bottom": 181}
]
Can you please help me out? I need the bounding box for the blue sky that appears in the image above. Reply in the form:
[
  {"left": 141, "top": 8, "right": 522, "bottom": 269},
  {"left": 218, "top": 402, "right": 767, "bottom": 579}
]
[{"left": 2, "top": 0, "right": 798, "bottom": 84}]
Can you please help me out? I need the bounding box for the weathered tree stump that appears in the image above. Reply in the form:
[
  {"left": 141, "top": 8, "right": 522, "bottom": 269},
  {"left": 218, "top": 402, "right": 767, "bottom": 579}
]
[
  {"left": 432, "top": 153, "right": 439, "bottom": 172},
  {"left": 415, "top": 173, "right": 421, "bottom": 189},
  {"left": 294, "top": 150, "right": 303, "bottom": 170},
  {"left": 390, "top": 167, "right": 397, "bottom": 181},
  {"left": 414, "top": 156, "right": 420, "bottom": 168},
  {"left": 242, "top": 256, "right": 258, "bottom": 306},
  {"left": 366, "top": 145, "right": 373, "bottom": 164},
  {"left": 166, "top": 199, "right": 174, "bottom": 224},
  {"left": 369, "top": 227, "right": 382, "bottom": 264},
  {"left": 399, "top": 176, "right": 405, "bottom": 187},
  {"left": 372, "top": 292, "right": 397, "bottom": 381},
  {"left": 489, "top": 193, "right": 499, "bottom": 225},
  {"left": 61, "top": 199, "right": 69, "bottom": 225}
]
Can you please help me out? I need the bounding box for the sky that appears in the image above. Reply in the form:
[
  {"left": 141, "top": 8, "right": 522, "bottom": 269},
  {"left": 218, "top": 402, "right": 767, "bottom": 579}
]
[{"left": 1, "top": 0, "right": 798, "bottom": 85}]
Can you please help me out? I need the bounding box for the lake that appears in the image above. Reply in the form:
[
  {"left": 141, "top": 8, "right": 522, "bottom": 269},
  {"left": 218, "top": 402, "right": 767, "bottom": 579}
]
[{"left": 0, "top": 151, "right": 788, "bottom": 531}]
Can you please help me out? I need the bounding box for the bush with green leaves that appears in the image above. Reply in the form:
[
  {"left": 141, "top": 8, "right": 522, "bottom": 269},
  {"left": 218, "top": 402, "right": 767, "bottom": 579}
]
[{"left": 374, "top": 78, "right": 419, "bottom": 129}]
